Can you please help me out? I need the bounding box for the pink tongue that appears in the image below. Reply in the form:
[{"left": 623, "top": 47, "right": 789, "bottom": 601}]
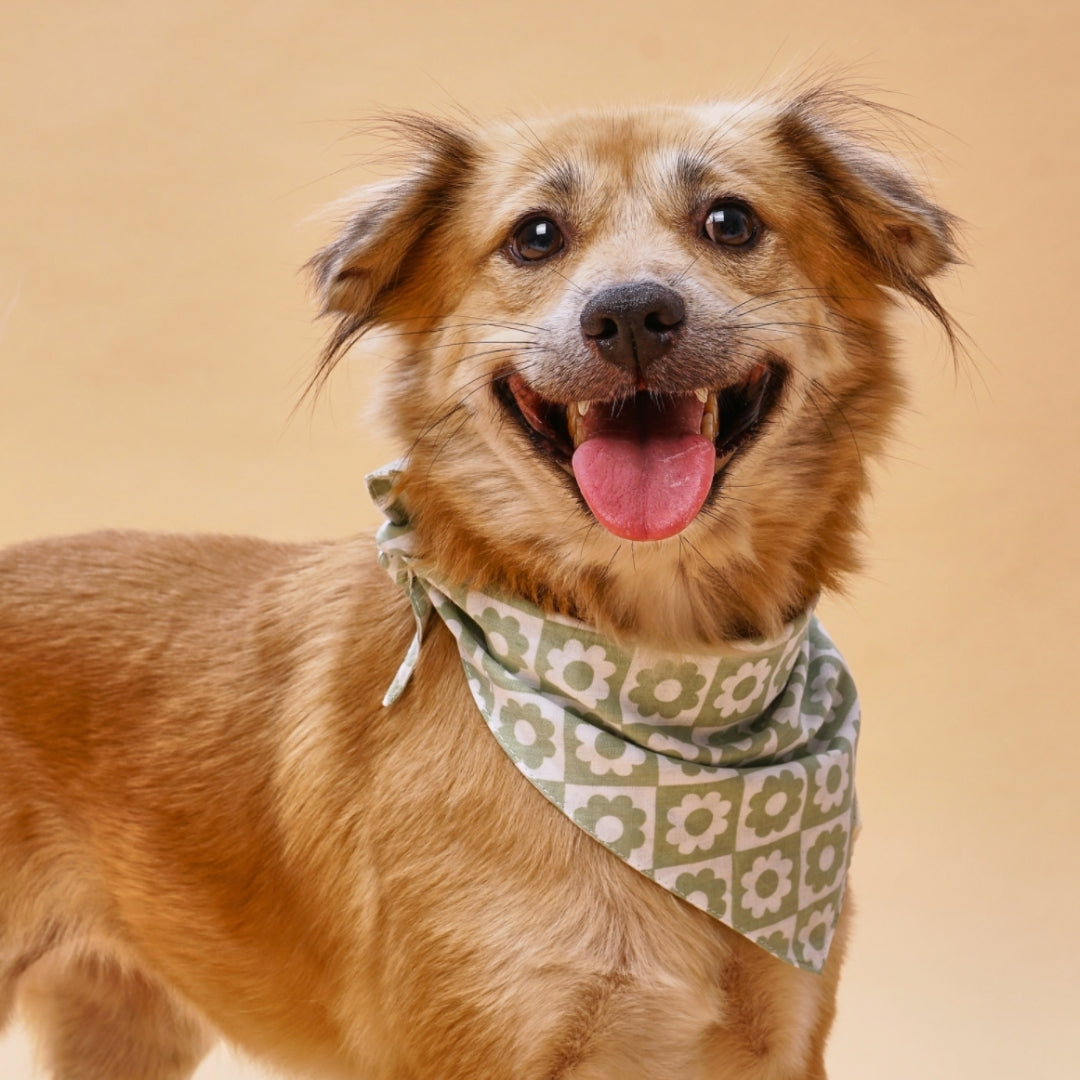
[{"left": 571, "top": 395, "right": 715, "bottom": 542}]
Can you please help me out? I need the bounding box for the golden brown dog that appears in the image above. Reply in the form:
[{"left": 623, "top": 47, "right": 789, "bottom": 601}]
[{"left": 0, "top": 85, "right": 956, "bottom": 1079}]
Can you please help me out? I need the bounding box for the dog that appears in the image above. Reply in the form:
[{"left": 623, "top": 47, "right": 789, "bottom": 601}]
[{"left": 0, "top": 84, "right": 956, "bottom": 1079}]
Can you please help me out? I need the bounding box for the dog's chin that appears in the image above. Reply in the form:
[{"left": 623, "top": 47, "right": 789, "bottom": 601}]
[{"left": 494, "top": 361, "right": 787, "bottom": 542}]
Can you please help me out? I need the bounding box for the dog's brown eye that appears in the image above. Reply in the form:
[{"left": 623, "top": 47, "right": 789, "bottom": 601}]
[
  {"left": 511, "top": 217, "right": 564, "bottom": 262},
  {"left": 703, "top": 202, "right": 758, "bottom": 247}
]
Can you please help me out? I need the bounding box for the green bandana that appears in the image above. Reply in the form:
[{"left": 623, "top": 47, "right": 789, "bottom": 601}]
[{"left": 368, "top": 463, "right": 859, "bottom": 973}]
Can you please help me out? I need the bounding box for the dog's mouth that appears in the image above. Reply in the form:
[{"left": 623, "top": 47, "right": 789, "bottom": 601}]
[{"left": 496, "top": 362, "right": 785, "bottom": 541}]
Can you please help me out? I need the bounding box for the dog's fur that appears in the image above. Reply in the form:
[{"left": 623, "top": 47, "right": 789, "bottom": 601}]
[{"left": 0, "top": 86, "right": 956, "bottom": 1079}]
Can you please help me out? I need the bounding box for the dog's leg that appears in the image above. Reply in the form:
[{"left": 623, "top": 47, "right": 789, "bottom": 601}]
[{"left": 16, "top": 952, "right": 213, "bottom": 1080}]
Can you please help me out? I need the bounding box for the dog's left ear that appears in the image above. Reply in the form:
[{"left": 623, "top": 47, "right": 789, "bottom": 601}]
[{"left": 775, "top": 88, "right": 960, "bottom": 330}]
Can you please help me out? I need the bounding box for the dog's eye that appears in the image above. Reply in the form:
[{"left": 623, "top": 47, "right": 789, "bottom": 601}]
[
  {"left": 511, "top": 217, "right": 564, "bottom": 262},
  {"left": 703, "top": 202, "right": 759, "bottom": 247}
]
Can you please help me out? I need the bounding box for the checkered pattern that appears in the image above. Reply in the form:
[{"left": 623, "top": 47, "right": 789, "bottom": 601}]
[{"left": 369, "top": 463, "right": 859, "bottom": 973}]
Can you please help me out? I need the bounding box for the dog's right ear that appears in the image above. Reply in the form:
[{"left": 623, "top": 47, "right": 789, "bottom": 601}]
[{"left": 307, "top": 117, "right": 476, "bottom": 374}]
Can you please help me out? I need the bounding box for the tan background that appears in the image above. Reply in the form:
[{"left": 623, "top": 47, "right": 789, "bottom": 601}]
[{"left": 1, "top": 1, "right": 1077, "bottom": 1077}]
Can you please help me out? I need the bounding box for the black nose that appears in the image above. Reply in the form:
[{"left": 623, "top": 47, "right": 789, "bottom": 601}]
[{"left": 580, "top": 281, "right": 686, "bottom": 376}]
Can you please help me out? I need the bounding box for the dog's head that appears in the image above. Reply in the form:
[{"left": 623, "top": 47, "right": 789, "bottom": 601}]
[{"left": 310, "top": 87, "right": 958, "bottom": 644}]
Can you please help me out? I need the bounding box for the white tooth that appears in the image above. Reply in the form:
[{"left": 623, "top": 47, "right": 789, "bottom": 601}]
[
  {"left": 567, "top": 407, "right": 580, "bottom": 446},
  {"left": 701, "top": 390, "right": 719, "bottom": 441},
  {"left": 694, "top": 387, "right": 709, "bottom": 403},
  {"left": 577, "top": 400, "right": 591, "bottom": 416}
]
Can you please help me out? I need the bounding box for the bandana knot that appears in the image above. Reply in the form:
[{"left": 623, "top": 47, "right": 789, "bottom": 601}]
[{"left": 368, "top": 462, "right": 860, "bottom": 973}]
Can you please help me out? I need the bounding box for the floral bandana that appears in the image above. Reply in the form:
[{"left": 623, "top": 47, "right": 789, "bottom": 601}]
[{"left": 368, "top": 463, "right": 860, "bottom": 973}]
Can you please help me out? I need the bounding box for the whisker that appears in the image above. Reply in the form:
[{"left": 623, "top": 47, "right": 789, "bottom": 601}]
[
  {"left": 670, "top": 253, "right": 704, "bottom": 288},
  {"left": 594, "top": 538, "right": 623, "bottom": 592},
  {"left": 548, "top": 264, "right": 588, "bottom": 297},
  {"left": 677, "top": 533, "right": 726, "bottom": 579},
  {"left": 740, "top": 319, "right": 857, "bottom": 341}
]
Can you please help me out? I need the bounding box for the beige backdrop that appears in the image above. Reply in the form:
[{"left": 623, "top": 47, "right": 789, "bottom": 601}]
[{"left": 1, "top": 1, "right": 1077, "bottom": 1077}]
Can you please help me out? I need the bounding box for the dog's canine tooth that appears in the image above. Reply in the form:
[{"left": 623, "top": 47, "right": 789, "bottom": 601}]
[
  {"left": 566, "top": 401, "right": 591, "bottom": 449},
  {"left": 694, "top": 388, "right": 709, "bottom": 403},
  {"left": 567, "top": 404, "right": 583, "bottom": 448},
  {"left": 700, "top": 390, "right": 719, "bottom": 442},
  {"left": 701, "top": 410, "right": 716, "bottom": 442}
]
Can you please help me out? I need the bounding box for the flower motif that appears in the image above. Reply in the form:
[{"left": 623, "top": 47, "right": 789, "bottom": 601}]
[
  {"left": 441, "top": 611, "right": 465, "bottom": 642},
  {"left": 713, "top": 659, "right": 771, "bottom": 719},
  {"left": 808, "top": 661, "right": 841, "bottom": 712},
  {"left": 756, "top": 929, "right": 792, "bottom": 958},
  {"left": 739, "top": 850, "right": 795, "bottom": 919},
  {"left": 666, "top": 791, "right": 732, "bottom": 855},
  {"left": 462, "top": 660, "right": 494, "bottom": 715},
  {"left": 804, "top": 825, "right": 847, "bottom": 893},
  {"left": 545, "top": 638, "right": 616, "bottom": 709},
  {"left": 677, "top": 760, "right": 707, "bottom": 778},
  {"left": 496, "top": 700, "right": 556, "bottom": 770},
  {"left": 767, "top": 680, "right": 805, "bottom": 731},
  {"left": 647, "top": 730, "right": 690, "bottom": 756},
  {"left": 767, "top": 631, "right": 807, "bottom": 702},
  {"left": 475, "top": 606, "right": 530, "bottom": 671},
  {"left": 573, "top": 794, "right": 647, "bottom": 858},
  {"left": 628, "top": 660, "right": 706, "bottom": 720},
  {"left": 812, "top": 754, "right": 850, "bottom": 814},
  {"left": 675, "top": 868, "right": 727, "bottom": 915},
  {"left": 646, "top": 731, "right": 710, "bottom": 770},
  {"left": 745, "top": 770, "right": 804, "bottom": 838},
  {"left": 716, "top": 726, "right": 779, "bottom": 762},
  {"left": 574, "top": 725, "right": 646, "bottom": 777},
  {"left": 797, "top": 904, "right": 835, "bottom": 969}
]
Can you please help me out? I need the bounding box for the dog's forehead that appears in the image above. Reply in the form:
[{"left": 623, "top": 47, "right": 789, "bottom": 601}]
[{"left": 475, "top": 103, "right": 778, "bottom": 208}]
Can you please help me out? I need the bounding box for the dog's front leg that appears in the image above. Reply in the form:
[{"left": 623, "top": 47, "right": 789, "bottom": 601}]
[{"left": 16, "top": 952, "right": 214, "bottom": 1080}]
